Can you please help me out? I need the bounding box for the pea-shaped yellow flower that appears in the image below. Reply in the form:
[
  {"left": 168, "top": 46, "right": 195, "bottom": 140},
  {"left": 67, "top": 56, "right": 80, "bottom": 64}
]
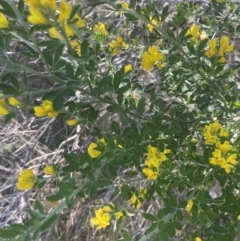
[
  {"left": 219, "top": 36, "right": 234, "bottom": 56},
  {"left": 58, "top": 0, "right": 72, "bottom": 22},
  {"left": 0, "top": 105, "right": 10, "bottom": 116},
  {"left": 141, "top": 46, "right": 165, "bottom": 71},
  {"left": 93, "top": 22, "right": 108, "bottom": 36},
  {"left": 34, "top": 100, "right": 58, "bottom": 118},
  {"left": 67, "top": 118, "right": 79, "bottom": 126},
  {"left": 186, "top": 24, "right": 201, "bottom": 42},
  {"left": 87, "top": 138, "right": 106, "bottom": 158},
  {"left": 185, "top": 199, "right": 193, "bottom": 212},
  {"left": 40, "top": 0, "right": 56, "bottom": 10},
  {"left": 44, "top": 165, "right": 55, "bottom": 175},
  {"left": 109, "top": 36, "right": 127, "bottom": 56},
  {"left": 91, "top": 208, "right": 111, "bottom": 230},
  {"left": 195, "top": 237, "right": 202, "bottom": 241},
  {"left": 28, "top": 7, "right": 49, "bottom": 25},
  {"left": 124, "top": 64, "right": 132, "bottom": 73},
  {"left": 147, "top": 16, "right": 158, "bottom": 32},
  {"left": 16, "top": 169, "right": 37, "bottom": 190},
  {"left": 0, "top": 13, "right": 9, "bottom": 29},
  {"left": 8, "top": 97, "right": 22, "bottom": 107}
]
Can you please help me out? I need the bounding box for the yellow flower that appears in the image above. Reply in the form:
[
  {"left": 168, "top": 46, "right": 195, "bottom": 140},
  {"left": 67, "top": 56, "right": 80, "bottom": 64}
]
[
  {"left": 0, "top": 105, "right": 10, "bottom": 116},
  {"left": 70, "top": 41, "right": 81, "bottom": 55},
  {"left": 205, "top": 38, "right": 217, "bottom": 58},
  {"left": 34, "top": 100, "right": 58, "bottom": 118},
  {"left": 24, "top": 0, "right": 41, "bottom": 7},
  {"left": 115, "top": 210, "right": 123, "bottom": 220},
  {"left": 103, "top": 205, "right": 113, "bottom": 212},
  {"left": 8, "top": 97, "right": 22, "bottom": 107},
  {"left": 219, "top": 36, "right": 234, "bottom": 56},
  {"left": 40, "top": 0, "right": 56, "bottom": 10},
  {"left": 58, "top": 0, "right": 72, "bottom": 22},
  {"left": 28, "top": 7, "right": 49, "bottom": 25},
  {"left": 147, "top": 16, "right": 158, "bottom": 32},
  {"left": 186, "top": 24, "right": 201, "bottom": 42},
  {"left": 142, "top": 167, "right": 158, "bottom": 180},
  {"left": 91, "top": 208, "right": 111, "bottom": 230},
  {"left": 141, "top": 46, "right": 165, "bottom": 71},
  {"left": 128, "top": 193, "right": 142, "bottom": 208},
  {"left": 48, "top": 27, "right": 60, "bottom": 39},
  {"left": 67, "top": 118, "right": 79, "bottom": 126},
  {"left": 124, "top": 64, "right": 132, "bottom": 73},
  {"left": 87, "top": 138, "right": 106, "bottom": 158},
  {"left": 238, "top": 215, "right": 240, "bottom": 220},
  {"left": 43, "top": 165, "right": 55, "bottom": 175},
  {"left": 63, "top": 23, "right": 74, "bottom": 37},
  {"left": 0, "top": 13, "right": 9, "bottom": 29},
  {"left": 195, "top": 237, "right": 202, "bottom": 241},
  {"left": 73, "top": 15, "right": 86, "bottom": 28},
  {"left": 216, "top": 0, "right": 224, "bottom": 3},
  {"left": 185, "top": 199, "right": 193, "bottom": 212},
  {"left": 87, "top": 143, "right": 102, "bottom": 158},
  {"left": 220, "top": 127, "right": 229, "bottom": 137},
  {"left": 219, "top": 141, "right": 232, "bottom": 153},
  {"left": 121, "top": 2, "right": 129, "bottom": 10},
  {"left": 93, "top": 22, "right": 108, "bottom": 36},
  {"left": 16, "top": 169, "right": 37, "bottom": 190},
  {"left": 109, "top": 36, "right": 127, "bottom": 56}
]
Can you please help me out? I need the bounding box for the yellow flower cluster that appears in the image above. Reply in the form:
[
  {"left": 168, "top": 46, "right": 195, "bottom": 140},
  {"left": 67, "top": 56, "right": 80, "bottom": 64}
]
[
  {"left": 142, "top": 145, "right": 170, "bottom": 180},
  {"left": 203, "top": 121, "right": 237, "bottom": 173},
  {"left": 16, "top": 169, "right": 37, "bottom": 190},
  {"left": 209, "top": 141, "right": 237, "bottom": 173},
  {"left": 147, "top": 16, "right": 160, "bottom": 32},
  {"left": 205, "top": 36, "right": 234, "bottom": 63},
  {"left": 128, "top": 188, "right": 147, "bottom": 208},
  {"left": 93, "top": 22, "right": 108, "bottom": 36},
  {"left": 24, "top": 0, "right": 85, "bottom": 53},
  {"left": 109, "top": 36, "right": 127, "bottom": 56},
  {"left": 185, "top": 199, "right": 194, "bottom": 212},
  {"left": 0, "top": 95, "right": 22, "bottom": 116},
  {"left": 203, "top": 120, "right": 228, "bottom": 147},
  {"left": 141, "top": 46, "right": 165, "bottom": 72},
  {"left": 33, "top": 100, "right": 58, "bottom": 118},
  {"left": 91, "top": 205, "right": 123, "bottom": 230},
  {"left": 186, "top": 24, "right": 201, "bottom": 42}
]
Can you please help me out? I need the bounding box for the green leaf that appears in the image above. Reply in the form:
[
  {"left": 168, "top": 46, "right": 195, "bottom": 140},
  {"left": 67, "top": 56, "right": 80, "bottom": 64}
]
[
  {"left": 18, "top": 0, "right": 24, "bottom": 13},
  {"left": 161, "top": 5, "right": 169, "bottom": 21},
  {"left": 35, "top": 199, "right": 44, "bottom": 214},
  {"left": 187, "top": 42, "right": 195, "bottom": 55},
  {"left": 52, "top": 93, "right": 64, "bottom": 111},
  {"left": 167, "top": 29, "right": 175, "bottom": 40},
  {"left": 124, "top": 13, "right": 138, "bottom": 21},
  {"left": 111, "top": 121, "right": 121, "bottom": 135},
  {"left": 64, "top": 152, "right": 79, "bottom": 167},
  {"left": 81, "top": 40, "right": 89, "bottom": 57},
  {"left": 142, "top": 213, "right": 157, "bottom": 221},
  {"left": 0, "top": 32, "right": 4, "bottom": 49},
  {"left": 42, "top": 48, "right": 53, "bottom": 66},
  {"left": 0, "top": 0, "right": 17, "bottom": 18},
  {"left": 120, "top": 111, "right": 130, "bottom": 125},
  {"left": 0, "top": 224, "right": 25, "bottom": 238},
  {"left": 108, "top": 164, "right": 117, "bottom": 177},
  {"left": 113, "top": 69, "right": 124, "bottom": 91},
  {"left": 38, "top": 213, "right": 59, "bottom": 232},
  {"left": 54, "top": 44, "right": 64, "bottom": 64},
  {"left": 0, "top": 83, "right": 18, "bottom": 95},
  {"left": 46, "top": 192, "right": 63, "bottom": 202},
  {"left": 159, "top": 232, "right": 169, "bottom": 241}
]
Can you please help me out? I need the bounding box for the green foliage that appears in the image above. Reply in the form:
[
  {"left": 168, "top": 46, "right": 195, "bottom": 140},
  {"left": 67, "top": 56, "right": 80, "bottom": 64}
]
[{"left": 1, "top": 0, "right": 240, "bottom": 240}]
